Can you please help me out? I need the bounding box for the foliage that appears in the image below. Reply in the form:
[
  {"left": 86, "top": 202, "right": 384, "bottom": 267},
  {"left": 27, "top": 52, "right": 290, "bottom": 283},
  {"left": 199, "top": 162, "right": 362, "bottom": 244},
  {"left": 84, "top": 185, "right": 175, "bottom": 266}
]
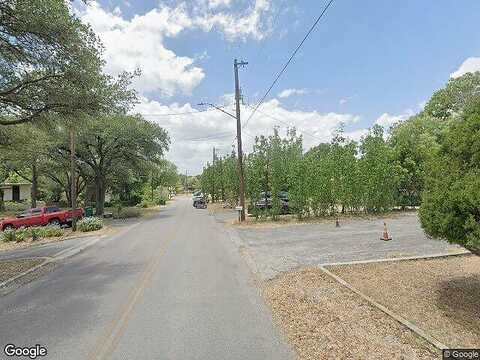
[
  {"left": 1, "top": 229, "right": 17, "bottom": 242},
  {"left": 358, "top": 125, "right": 400, "bottom": 212},
  {"left": 201, "top": 126, "right": 401, "bottom": 220},
  {"left": 76, "top": 115, "right": 169, "bottom": 215},
  {"left": 0, "top": 225, "right": 64, "bottom": 241},
  {"left": 77, "top": 217, "right": 103, "bottom": 232},
  {"left": 423, "top": 72, "right": 480, "bottom": 120},
  {"left": 389, "top": 114, "right": 442, "bottom": 207},
  {"left": 113, "top": 207, "right": 141, "bottom": 219},
  {"left": 0, "top": 0, "right": 138, "bottom": 126},
  {"left": 419, "top": 98, "right": 480, "bottom": 253},
  {"left": 4, "top": 201, "right": 30, "bottom": 213}
]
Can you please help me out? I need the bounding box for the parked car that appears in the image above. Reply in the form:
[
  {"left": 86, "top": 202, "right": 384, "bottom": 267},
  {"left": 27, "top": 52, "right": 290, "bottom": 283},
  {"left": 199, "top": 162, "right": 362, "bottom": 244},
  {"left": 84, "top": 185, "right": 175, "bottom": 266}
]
[
  {"left": 192, "top": 191, "right": 205, "bottom": 207},
  {"left": 254, "top": 191, "right": 290, "bottom": 214},
  {"left": 193, "top": 198, "right": 207, "bottom": 209},
  {"left": 0, "top": 206, "right": 84, "bottom": 231}
]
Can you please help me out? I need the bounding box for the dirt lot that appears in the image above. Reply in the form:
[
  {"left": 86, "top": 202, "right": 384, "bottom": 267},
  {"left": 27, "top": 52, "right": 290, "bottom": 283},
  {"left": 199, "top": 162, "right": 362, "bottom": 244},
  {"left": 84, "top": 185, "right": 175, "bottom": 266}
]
[
  {"left": 0, "top": 258, "right": 45, "bottom": 283},
  {"left": 264, "top": 268, "right": 440, "bottom": 360},
  {"left": 328, "top": 255, "right": 480, "bottom": 348}
]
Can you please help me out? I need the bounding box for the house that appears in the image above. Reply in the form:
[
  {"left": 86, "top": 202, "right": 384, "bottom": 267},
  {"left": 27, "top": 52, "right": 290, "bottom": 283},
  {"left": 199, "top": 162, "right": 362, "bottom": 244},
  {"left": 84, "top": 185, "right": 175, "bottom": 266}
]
[{"left": 0, "top": 182, "right": 32, "bottom": 202}]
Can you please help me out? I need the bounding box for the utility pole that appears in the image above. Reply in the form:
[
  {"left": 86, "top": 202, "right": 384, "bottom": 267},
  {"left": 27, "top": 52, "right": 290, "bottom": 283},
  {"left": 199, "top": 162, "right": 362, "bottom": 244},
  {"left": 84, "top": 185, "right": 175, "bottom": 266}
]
[
  {"left": 184, "top": 169, "right": 188, "bottom": 193},
  {"left": 212, "top": 147, "right": 216, "bottom": 203},
  {"left": 234, "top": 59, "right": 248, "bottom": 221}
]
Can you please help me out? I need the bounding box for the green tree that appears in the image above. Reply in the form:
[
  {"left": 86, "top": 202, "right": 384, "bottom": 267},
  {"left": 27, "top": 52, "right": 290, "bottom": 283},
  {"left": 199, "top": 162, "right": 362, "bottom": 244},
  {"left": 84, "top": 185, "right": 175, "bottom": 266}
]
[
  {"left": 419, "top": 99, "right": 480, "bottom": 254},
  {"left": 0, "top": 123, "right": 53, "bottom": 207},
  {"left": 55, "top": 115, "right": 170, "bottom": 215},
  {"left": 358, "top": 125, "right": 399, "bottom": 212},
  {"left": 389, "top": 114, "right": 442, "bottom": 207},
  {"left": 424, "top": 72, "right": 480, "bottom": 121},
  {"left": 0, "top": 0, "right": 138, "bottom": 126}
]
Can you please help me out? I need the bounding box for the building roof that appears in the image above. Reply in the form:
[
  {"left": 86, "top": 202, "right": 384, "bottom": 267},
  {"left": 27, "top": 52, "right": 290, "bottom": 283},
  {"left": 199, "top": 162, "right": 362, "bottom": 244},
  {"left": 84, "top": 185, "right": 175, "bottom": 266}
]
[{"left": 0, "top": 182, "right": 32, "bottom": 187}]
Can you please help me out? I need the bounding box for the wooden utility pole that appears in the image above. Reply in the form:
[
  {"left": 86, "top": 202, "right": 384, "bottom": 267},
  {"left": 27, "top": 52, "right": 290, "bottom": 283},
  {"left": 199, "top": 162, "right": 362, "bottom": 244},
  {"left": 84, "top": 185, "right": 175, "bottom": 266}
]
[
  {"left": 234, "top": 59, "right": 248, "bottom": 221},
  {"left": 70, "top": 127, "right": 77, "bottom": 231},
  {"left": 184, "top": 169, "right": 188, "bottom": 193},
  {"left": 212, "top": 147, "right": 216, "bottom": 203}
]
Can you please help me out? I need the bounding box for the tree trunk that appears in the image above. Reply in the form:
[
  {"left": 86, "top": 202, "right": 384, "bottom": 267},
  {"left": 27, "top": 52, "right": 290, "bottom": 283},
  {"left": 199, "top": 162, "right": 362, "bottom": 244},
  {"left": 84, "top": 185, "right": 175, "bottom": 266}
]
[
  {"left": 0, "top": 189, "right": 4, "bottom": 212},
  {"left": 95, "top": 177, "right": 106, "bottom": 215},
  {"left": 30, "top": 162, "right": 38, "bottom": 208}
]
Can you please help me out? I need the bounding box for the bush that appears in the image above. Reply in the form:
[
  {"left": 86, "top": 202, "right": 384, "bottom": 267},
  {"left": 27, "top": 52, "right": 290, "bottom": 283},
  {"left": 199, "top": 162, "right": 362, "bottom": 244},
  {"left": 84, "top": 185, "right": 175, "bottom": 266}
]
[
  {"left": 38, "top": 225, "right": 64, "bottom": 238},
  {"left": 4, "top": 201, "right": 29, "bottom": 213},
  {"left": 77, "top": 217, "right": 103, "bottom": 232},
  {"left": 419, "top": 99, "right": 480, "bottom": 253},
  {"left": 1, "top": 229, "right": 17, "bottom": 242},
  {"left": 157, "top": 195, "right": 167, "bottom": 206},
  {"left": 0, "top": 225, "right": 65, "bottom": 242},
  {"left": 114, "top": 207, "right": 141, "bottom": 219},
  {"left": 138, "top": 200, "right": 154, "bottom": 208}
]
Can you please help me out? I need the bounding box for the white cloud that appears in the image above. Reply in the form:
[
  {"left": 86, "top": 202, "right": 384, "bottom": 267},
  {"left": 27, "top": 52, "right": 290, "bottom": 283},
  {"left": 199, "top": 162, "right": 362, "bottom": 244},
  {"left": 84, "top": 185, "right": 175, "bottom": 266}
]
[
  {"left": 451, "top": 57, "right": 480, "bottom": 78},
  {"left": 78, "top": 1, "right": 279, "bottom": 95},
  {"left": 135, "top": 96, "right": 361, "bottom": 173},
  {"left": 374, "top": 110, "right": 414, "bottom": 128},
  {"left": 78, "top": 2, "right": 204, "bottom": 96},
  {"left": 194, "top": 0, "right": 276, "bottom": 41},
  {"left": 278, "top": 88, "right": 308, "bottom": 98},
  {"left": 207, "top": 0, "right": 232, "bottom": 9},
  {"left": 339, "top": 98, "right": 348, "bottom": 105}
]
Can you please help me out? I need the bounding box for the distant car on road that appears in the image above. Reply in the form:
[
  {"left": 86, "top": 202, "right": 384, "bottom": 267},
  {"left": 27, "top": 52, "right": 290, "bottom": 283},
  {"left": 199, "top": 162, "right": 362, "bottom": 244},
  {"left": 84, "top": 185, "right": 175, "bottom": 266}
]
[
  {"left": 192, "top": 191, "right": 205, "bottom": 207},
  {"left": 0, "top": 206, "right": 84, "bottom": 231}
]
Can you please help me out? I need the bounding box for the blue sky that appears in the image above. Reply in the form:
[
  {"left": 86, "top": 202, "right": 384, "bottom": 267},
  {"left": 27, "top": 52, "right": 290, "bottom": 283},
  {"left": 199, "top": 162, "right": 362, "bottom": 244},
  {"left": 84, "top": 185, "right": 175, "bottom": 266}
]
[{"left": 76, "top": 0, "right": 480, "bottom": 174}]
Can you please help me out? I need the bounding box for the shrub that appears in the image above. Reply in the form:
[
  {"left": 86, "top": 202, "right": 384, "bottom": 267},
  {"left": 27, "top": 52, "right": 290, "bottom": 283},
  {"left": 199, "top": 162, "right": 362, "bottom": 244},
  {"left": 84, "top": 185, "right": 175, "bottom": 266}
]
[
  {"left": 4, "top": 201, "right": 29, "bottom": 213},
  {"left": 114, "top": 207, "right": 141, "bottom": 219},
  {"left": 1, "top": 229, "right": 17, "bottom": 242},
  {"left": 157, "top": 196, "right": 167, "bottom": 206},
  {"left": 38, "top": 225, "right": 64, "bottom": 238},
  {"left": 138, "top": 200, "right": 154, "bottom": 208},
  {"left": 77, "top": 217, "right": 103, "bottom": 232},
  {"left": 0, "top": 226, "right": 65, "bottom": 242}
]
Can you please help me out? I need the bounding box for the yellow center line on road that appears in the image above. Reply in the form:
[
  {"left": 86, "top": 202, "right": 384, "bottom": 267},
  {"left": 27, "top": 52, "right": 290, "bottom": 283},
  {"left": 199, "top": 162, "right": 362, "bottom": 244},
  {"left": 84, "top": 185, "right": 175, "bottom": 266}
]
[{"left": 87, "top": 203, "right": 186, "bottom": 360}]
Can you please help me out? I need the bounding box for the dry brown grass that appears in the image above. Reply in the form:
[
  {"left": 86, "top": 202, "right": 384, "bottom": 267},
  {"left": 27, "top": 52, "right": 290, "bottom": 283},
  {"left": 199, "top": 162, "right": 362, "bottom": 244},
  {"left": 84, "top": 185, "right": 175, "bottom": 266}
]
[
  {"left": 328, "top": 255, "right": 480, "bottom": 348},
  {"left": 0, "top": 258, "right": 45, "bottom": 283},
  {"left": 264, "top": 268, "right": 440, "bottom": 360}
]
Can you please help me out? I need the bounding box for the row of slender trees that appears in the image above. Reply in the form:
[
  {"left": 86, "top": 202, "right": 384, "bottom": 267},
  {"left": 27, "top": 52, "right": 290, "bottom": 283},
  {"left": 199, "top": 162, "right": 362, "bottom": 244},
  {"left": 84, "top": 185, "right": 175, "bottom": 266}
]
[
  {"left": 202, "top": 125, "right": 399, "bottom": 218},
  {"left": 201, "top": 72, "right": 480, "bottom": 253}
]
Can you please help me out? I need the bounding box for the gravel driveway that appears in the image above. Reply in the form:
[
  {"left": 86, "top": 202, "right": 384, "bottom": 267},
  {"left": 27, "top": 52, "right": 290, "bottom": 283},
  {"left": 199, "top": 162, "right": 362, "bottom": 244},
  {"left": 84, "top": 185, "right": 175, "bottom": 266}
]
[{"left": 229, "top": 212, "right": 466, "bottom": 279}]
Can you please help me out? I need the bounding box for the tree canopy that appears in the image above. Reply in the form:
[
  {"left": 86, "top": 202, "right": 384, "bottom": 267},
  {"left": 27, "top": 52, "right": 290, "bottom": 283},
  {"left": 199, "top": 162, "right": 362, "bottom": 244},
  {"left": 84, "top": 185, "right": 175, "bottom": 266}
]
[{"left": 0, "top": 0, "right": 137, "bottom": 126}]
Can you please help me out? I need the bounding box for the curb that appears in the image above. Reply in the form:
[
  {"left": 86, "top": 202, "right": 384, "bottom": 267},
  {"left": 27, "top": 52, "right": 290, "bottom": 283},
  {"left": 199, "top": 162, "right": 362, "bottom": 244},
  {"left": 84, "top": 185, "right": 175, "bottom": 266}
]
[
  {"left": 319, "top": 250, "right": 471, "bottom": 267},
  {"left": 320, "top": 266, "right": 448, "bottom": 351}
]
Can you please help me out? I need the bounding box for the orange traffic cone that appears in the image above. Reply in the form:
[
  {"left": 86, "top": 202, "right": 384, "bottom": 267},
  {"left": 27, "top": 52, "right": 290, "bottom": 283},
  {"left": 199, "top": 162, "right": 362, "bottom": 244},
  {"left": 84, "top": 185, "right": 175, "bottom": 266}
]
[{"left": 380, "top": 222, "right": 392, "bottom": 241}]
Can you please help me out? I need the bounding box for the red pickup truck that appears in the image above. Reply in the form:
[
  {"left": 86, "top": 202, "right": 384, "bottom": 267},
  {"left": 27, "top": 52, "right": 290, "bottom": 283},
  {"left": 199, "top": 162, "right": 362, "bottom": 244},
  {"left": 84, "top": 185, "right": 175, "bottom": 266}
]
[{"left": 0, "top": 206, "right": 84, "bottom": 231}]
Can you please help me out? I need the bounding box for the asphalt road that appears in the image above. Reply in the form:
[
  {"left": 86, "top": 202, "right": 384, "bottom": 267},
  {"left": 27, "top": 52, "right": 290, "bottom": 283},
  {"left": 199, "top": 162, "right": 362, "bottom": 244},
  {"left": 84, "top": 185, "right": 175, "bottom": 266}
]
[{"left": 0, "top": 197, "right": 293, "bottom": 360}]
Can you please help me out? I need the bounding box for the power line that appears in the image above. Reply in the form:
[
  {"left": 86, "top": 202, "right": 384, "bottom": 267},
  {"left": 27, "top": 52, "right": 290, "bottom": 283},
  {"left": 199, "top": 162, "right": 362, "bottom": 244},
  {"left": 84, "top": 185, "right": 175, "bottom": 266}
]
[
  {"left": 138, "top": 103, "right": 234, "bottom": 117},
  {"left": 137, "top": 109, "right": 213, "bottom": 117},
  {"left": 180, "top": 131, "right": 234, "bottom": 142},
  {"left": 244, "top": 0, "right": 335, "bottom": 129}
]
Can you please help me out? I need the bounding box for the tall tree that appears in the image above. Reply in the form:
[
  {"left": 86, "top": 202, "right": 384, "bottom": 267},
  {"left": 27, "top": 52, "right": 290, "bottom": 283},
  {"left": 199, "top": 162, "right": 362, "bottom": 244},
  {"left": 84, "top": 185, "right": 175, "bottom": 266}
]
[
  {"left": 0, "top": 0, "right": 138, "bottom": 126},
  {"left": 419, "top": 98, "right": 480, "bottom": 255},
  {"left": 72, "top": 115, "right": 170, "bottom": 215}
]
